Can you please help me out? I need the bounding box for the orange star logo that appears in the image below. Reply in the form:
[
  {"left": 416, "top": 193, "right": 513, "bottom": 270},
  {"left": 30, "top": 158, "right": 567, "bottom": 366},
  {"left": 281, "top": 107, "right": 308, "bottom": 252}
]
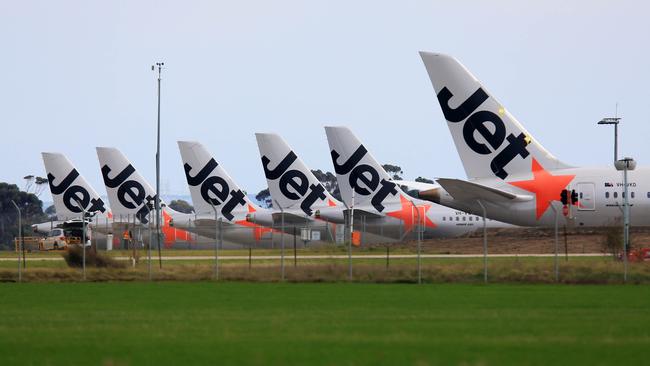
[
  {"left": 161, "top": 209, "right": 194, "bottom": 248},
  {"left": 234, "top": 204, "right": 275, "bottom": 242},
  {"left": 386, "top": 195, "right": 436, "bottom": 233},
  {"left": 508, "top": 158, "right": 575, "bottom": 220}
]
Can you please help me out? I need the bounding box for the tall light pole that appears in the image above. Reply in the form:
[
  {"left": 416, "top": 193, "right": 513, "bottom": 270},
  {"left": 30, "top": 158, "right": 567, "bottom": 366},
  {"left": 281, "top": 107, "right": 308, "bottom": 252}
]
[
  {"left": 615, "top": 157, "right": 636, "bottom": 282},
  {"left": 11, "top": 200, "right": 22, "bottom": 283},
  {"left": 597, "top": 117, "right": 620, "bottom": 162},
  {"left": 152, "top": 62, "right": 164, "bottom": 269},
  {"left": 142, "top": 199, "right": 153, "bottom": 280}
]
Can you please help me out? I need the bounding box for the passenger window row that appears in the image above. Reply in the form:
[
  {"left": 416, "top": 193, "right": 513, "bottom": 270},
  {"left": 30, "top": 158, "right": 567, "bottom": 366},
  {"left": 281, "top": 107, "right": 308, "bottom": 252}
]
[
  {"left": 442, "top": 216, "right": 489, "bottom": 222},
  {"left": 604, "top": 191, "right": 640, "bottom": 199}
]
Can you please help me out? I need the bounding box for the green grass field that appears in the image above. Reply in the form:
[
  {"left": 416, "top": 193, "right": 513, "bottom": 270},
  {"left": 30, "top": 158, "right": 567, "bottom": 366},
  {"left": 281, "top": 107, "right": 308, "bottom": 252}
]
[{"left": 1, "top": 283, "right": 649, "bottom": 365}]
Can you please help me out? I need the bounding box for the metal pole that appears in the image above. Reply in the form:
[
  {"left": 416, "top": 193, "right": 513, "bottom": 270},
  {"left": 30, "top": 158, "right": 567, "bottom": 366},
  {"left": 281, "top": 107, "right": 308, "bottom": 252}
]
[
  {"left": 141, "top": 201, "right": 153, "bottom": 280},
  {"left": 210, "top": 204, "right": 219, "bottom": 280},
  {"left": 477, "top": 200, "right": 488, "bottom": 283},
  {"left": 148, "top": 210, "right": 152, "bottom": 280},
  {"left": 73, "top": 198, "right": 87, "bottom": 280},
  {"left": 11, "top": 200, "right": 22, "bottom": 283},
  {"left": 349, "top": 190, "right": 354, "bottom": 281},
  {"left": 409, "top": 199, "right": 422, "bottom": 284},
  {"left": 218, "top": 217, "right": 222, "bottom": 279},
  {"left": 82, "top": 206, "right": 86, "bottom": 280},
  {"left": 153, "top": 62, "right": 164, "bottom": 269},
  {"left": 550, "top": 202, "right": 559, "bottom": 282},
  {"left": 623, "top": 166, "right": 629, "bottom": 282},
  {"left": 614, "top": 123, "right": 618, "bottom": 162},
  {"left": 274, "top": 200, "right": 285, "bottom": 281}
]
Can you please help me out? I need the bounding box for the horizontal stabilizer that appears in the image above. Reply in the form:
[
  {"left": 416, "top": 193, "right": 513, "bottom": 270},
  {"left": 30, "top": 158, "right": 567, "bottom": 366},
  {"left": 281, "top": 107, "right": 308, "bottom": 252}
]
[
  {"left": 272, "top": 211, "right": 318, "bottom": 224},
  {"left": 393, "top": 179, "right": 440, "bottom": 191},
  {"left": 436, "top": 178, "right": 533, "bottom": 203},
  {"left": 345, "top": 208, "right": 383, "bottom": 220}
]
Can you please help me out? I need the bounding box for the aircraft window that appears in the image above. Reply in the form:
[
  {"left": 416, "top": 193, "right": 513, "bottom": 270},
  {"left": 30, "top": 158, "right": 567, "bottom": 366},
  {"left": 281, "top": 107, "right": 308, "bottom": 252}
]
[
  {"left": 605, "top": 192, "right": 610, "bottom": 198},
  {"left": 614, "top": 192, "right": 618, "bottom": 198},
  {"left": 647, "top": 192, "right": 650, "bottom": 198},
  {"left": 580, "top": 192, "right": 583, "bottom": 199},
  {"left": 462, "top": 217, "right": 466, "bottom": 221},
  {"left": 456, "top": 217, "right": 459, "bottom": 221},
  {"left": 442, "top": 216, "right": 446, "bottom": 221},
  {"left": 468, "top": 216, "right": 472, "bottom": 221},
  {"left": 632, "top": 192, "right": 635, "bottom": 199},
  {"left": 622, "top": 192, "right": 626, "bottom": 198},
  {"left": 449, "top": 217, "right": 453, "bottom": 221}
]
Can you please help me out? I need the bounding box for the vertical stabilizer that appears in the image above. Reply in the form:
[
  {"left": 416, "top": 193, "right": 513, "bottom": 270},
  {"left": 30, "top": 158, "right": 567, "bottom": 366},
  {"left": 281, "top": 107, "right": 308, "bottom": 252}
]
[
  {"left": 419, "top": 51, "right": 571, "bottom": 181},
  {"left": 324, "top": 126, "right": 404, "bottom": 212},
  {"left": 255, "top": 133, "right": 340, "bottom": 215}
]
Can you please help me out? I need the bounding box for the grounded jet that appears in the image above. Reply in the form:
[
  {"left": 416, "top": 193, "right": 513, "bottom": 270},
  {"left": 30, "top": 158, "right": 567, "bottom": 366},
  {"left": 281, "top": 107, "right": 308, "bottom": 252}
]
[
  {"left": 177, "top": 141, "right": 279, "bottom": 246},
  {"left": 415, "top": 52, "right": 650, "bottom": 227},
  {"left": 253, "top": 133, "right": 349, "bottom": 242},
  {"left": 40, "top": 151, "right": 197, "bottom": 248},
  {"left": 33, "top": 152, "right": 113, "bottom": 237},
  {"left": 323, "top": 126, "right": 512, "bottom": 240},
  {"left": 95, "top": 147, "right": 200, "bottom": 248}
]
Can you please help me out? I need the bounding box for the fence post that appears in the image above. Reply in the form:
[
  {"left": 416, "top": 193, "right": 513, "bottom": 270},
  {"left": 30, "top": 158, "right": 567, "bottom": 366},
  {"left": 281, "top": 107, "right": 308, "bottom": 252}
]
[{"left": 11, "top": 200, "right": 22, "bottom": 283}]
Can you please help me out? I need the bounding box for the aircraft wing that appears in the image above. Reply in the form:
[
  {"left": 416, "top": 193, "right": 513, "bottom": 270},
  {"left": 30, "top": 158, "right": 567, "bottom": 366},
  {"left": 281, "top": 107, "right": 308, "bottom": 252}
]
[
  {"left": 436, "top": 178, "right": 533, "bottom": 203},
  {"left": 272, "top": 211, "right": 315, "bottom": 224}
]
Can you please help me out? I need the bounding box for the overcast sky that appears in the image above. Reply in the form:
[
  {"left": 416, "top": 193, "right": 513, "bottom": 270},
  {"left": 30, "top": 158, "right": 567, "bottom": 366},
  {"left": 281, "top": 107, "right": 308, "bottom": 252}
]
[{"left": 1, "top": 0, "right": 649, "bottom": 203}]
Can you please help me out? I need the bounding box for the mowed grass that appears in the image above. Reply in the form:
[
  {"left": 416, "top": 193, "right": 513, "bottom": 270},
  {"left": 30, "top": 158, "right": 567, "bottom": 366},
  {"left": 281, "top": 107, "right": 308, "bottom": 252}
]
[{"left": 1, "top": 283, "right": 649, "bottom": 366}]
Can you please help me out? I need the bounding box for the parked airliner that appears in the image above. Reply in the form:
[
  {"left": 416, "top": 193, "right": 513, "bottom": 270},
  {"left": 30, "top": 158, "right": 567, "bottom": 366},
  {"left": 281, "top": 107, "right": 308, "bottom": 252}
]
[{"left": 412, "top": 52, "right": 650, "bottom": 228}]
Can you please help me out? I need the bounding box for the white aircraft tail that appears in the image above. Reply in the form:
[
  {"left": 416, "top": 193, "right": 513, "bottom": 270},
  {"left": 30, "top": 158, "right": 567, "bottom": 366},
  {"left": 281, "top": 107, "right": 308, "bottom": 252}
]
[
  {"left": 177, "top": 141, "right": 256, "bottom": 221},
  {"left": 324, "top": 126, "right": 403, "bottom": 212},
  {"left": 255, "top": 133, "right": 340, "bottom": 215},
  {"left": 41, "top": 152, "right": 108, "bottom": 220},
  {"left": 96, "top": 147, "right": 159, "bottom": 224},
  {"left": 419, "top": 52, "right": 571, "bottom": 181}
]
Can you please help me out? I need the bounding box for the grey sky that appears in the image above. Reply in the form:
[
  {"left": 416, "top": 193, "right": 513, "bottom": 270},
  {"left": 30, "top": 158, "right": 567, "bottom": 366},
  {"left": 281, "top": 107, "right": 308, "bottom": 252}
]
[{"left": 1, "top": 0, "right": 649, "bottom": 203}]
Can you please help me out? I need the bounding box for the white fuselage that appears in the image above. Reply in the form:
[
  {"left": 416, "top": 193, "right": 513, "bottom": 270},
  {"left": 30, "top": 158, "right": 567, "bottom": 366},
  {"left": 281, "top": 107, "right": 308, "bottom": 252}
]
[
  {"left": 436, "top": 167, "right": 650, "bottom": 228},
  {"left": 318, "top": 197, "right": 513, "bottom": 240}
]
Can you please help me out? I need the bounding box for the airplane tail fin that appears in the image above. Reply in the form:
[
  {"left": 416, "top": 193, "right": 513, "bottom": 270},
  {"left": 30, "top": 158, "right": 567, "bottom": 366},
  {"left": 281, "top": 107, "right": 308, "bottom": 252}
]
[
  {"left": 177, "top": 141, "right": 255, "bottom": 221},
  {"left": 255, "top": 133, "right": 340, "bottom": 215},
  {"left": 324, "top": 126, "right": 404, "bottom": 212},
  {"left": 95, "top": 147, "right": 158, "bottom": 224},
  {"left": 419, "top": 52, "right": 571, "bottom": 180},
  {"left": 41, "top": 152, "right": 108, "bottom": 220}
]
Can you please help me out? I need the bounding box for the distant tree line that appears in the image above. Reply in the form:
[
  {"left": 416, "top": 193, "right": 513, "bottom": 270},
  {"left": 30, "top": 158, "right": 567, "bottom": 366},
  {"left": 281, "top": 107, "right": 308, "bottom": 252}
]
[{"left": 0, "top": 182, "right": 48, "bottom": 249}]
